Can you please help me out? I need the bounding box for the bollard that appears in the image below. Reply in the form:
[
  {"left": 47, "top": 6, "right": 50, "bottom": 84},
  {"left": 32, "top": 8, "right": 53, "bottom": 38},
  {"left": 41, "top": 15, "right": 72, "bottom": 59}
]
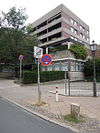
[
  {"left": 56, "top": 87, "right": 58, "bottom": 102},
  {"left": 70, "top": 103, "right": 80, "bottom": 120}
]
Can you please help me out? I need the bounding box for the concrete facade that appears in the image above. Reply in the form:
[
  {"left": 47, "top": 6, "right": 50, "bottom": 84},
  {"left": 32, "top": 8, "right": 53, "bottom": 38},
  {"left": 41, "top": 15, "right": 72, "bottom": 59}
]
[
  {"left": 31, "top": 4, "right": 90, "bottom": 80},
  {"left": 31, "top": 4, "right": 90, "bottom": 48}
]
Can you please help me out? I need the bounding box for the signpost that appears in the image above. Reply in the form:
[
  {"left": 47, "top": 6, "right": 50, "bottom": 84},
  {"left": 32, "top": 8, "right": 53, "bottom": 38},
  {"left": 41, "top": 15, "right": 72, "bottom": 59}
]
[
  {"left": 34, "top": 46, "right": 43, "bottom": 103},
  {"left": 18, "top": 55, "right": 24, "bottom": 85},
  {"left": 34, "top": 46, "right": 52, "bottom": 103}
]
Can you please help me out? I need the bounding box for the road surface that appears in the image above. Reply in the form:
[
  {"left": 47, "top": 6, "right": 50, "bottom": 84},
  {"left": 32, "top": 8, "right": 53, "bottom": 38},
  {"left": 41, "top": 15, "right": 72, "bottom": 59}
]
[{"left": 0, "top": 97, "right": 75, "bottom": 133}]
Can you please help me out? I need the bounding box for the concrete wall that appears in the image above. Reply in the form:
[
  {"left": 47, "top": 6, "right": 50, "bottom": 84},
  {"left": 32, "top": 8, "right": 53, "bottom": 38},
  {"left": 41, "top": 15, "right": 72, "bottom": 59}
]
[
  {"left": 68, "top": 71, "right": 85, "bottom": 81},
  {"left": 0, "top": 72, "right": 15, "bottom": 79}
]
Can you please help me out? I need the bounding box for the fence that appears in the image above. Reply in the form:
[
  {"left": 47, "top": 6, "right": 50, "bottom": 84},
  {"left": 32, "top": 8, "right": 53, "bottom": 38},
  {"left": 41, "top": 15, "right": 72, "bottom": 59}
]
[{"left": 65, "top": 79, "right": 100, "bottom": 96}]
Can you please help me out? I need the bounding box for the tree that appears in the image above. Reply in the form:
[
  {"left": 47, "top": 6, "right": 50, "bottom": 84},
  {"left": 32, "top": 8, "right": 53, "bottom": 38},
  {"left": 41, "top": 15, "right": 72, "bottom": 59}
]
[
  {"left": 69, "top": 44, "right": 88, "bottom": 60},
  {"left": 1, "top": 7, "right": 27, "bottom": 29},
  {"left": 84, "top": 58, "right": 100, "bottom": 81},
  {"left": 0, "top": 7, "right": 39, "bottom": 75}
]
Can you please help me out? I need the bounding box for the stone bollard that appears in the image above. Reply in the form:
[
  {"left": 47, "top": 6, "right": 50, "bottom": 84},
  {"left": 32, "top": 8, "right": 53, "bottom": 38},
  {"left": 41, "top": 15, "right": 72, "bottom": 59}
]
[{"left": 70, "top": 103, "right": 80, "bottom": 120}]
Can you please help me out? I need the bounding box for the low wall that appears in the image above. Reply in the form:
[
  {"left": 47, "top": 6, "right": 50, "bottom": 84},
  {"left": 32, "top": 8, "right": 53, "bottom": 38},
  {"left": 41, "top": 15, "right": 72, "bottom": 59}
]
[
  {"left": 0, "top": 72, "right": 15, "bottom": 79},
  {"left": 68, "top": 72, "right": 84, "bottom": 81}
]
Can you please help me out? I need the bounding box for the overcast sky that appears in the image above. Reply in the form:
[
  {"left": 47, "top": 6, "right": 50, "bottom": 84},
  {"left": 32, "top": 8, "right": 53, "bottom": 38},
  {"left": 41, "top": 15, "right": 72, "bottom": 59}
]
[{"left": 0, "top": 0, "right": 100, "bottom": 44}]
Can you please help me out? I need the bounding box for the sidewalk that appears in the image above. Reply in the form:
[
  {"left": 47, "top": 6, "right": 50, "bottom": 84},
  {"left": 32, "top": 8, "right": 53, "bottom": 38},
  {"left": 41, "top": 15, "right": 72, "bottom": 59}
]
[{"left": 0, "top": 79, "right": 100, "bottom": 133}]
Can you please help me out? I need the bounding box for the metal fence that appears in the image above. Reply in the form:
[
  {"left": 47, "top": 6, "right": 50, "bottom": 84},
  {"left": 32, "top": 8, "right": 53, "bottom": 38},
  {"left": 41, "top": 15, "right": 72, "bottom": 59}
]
[{"left": 65, "top": 79, "right": 100, "bottom": 96}]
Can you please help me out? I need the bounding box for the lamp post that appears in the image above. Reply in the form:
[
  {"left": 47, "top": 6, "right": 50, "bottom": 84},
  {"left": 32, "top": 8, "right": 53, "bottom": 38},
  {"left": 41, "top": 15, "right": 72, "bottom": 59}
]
[{"left": 90, "top": 40, "right": 97, "bottom": 97}]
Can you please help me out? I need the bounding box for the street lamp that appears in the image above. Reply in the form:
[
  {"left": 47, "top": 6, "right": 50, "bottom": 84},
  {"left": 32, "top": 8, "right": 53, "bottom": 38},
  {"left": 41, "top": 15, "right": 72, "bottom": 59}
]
[{"left": 90, "top": 40, "right": 97, "bottom": 97}]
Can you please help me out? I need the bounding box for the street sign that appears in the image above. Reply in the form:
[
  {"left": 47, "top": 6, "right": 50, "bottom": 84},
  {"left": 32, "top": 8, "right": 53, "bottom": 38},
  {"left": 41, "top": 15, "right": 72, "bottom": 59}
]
[
  {"left": 34, "top": 46, "right": 43, "bottom": 58},
  {"left": 18, "top": 55, "right": 24, "bottom": 61},
  {"left": 40, "top": 54, "right": 52, "bottom": 66}
]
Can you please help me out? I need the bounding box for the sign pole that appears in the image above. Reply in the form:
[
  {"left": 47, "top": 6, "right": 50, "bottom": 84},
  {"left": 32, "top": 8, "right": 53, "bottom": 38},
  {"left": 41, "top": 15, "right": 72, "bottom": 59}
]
[
  {"left": 20, "top": 59, "right": 22, "bottom": 85},
  {"left": 19, "top": 55, "right": 23, "bottom": 86},
  {"left": 38, "top": 58, "right": 41, "bottom": 103},
  {"left": 65, "top": 69, "right": 67, "bottom": 95}
]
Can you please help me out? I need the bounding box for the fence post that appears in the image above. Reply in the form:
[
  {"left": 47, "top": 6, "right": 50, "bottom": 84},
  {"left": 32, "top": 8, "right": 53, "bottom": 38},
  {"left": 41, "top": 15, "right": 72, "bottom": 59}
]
[{"left": 68, "top": 78, "right": 70, "bottom": 96}]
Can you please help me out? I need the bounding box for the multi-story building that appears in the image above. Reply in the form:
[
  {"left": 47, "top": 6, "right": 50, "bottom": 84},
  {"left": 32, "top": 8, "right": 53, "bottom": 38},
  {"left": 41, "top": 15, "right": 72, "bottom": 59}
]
[
  {"left": 31, "top": 4, "right": 90, "bottom": 80},
  {"left": 31, "top": 4, "right": 90, "bottom": 49}
]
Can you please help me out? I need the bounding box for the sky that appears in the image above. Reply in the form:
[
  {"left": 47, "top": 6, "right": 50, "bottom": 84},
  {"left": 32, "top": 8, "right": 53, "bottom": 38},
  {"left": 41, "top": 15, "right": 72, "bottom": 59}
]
[{"left": 0, "top": 0, "right": 100, "bottom": 44}]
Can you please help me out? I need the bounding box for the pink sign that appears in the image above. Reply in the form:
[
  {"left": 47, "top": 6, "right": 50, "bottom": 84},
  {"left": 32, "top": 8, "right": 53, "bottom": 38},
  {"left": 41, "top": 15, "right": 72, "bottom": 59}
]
[{"left": 19, "top": 55, "right": 24, "bottom": 60}]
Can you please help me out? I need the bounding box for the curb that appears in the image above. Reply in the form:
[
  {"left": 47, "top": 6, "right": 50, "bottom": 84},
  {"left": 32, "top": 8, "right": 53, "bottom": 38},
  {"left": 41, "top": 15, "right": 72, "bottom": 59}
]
[{"left": 2, "top": 96, "right": 78, "bottom": 133}]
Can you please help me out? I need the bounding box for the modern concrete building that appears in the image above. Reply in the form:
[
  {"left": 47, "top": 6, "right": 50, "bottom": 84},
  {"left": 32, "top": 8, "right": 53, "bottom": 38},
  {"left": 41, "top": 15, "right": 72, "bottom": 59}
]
[
  {"left": 31, "top": 4, "right": 90, "bottom": 49},
  {"left": 31, "top": 4, "right": 90, "bottom": 80}
]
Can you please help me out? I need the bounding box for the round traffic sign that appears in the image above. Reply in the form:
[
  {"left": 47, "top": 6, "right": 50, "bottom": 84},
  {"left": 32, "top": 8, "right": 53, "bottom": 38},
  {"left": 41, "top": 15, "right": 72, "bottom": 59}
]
[
  {"left": 40, "top": 54, "right": 52, "bottom": 66},
  {"left": 18, "top": 55, "right": 24, "bottom": 61}
]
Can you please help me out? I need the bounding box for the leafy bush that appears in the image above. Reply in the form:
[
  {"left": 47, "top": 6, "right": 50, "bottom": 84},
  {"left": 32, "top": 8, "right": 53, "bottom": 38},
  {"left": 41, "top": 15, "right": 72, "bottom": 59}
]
[
  {"left": 22, "top": 71, "right": 65, "bottom": 84},
  {"left": 22, "top": 71, "right": 37, "bottom": 84},
  {"left": 69, "top": 44, "right": 87, "bottom": 60},
  {"left": 49, "top": 45, "right": 68, "bottom": 53}
]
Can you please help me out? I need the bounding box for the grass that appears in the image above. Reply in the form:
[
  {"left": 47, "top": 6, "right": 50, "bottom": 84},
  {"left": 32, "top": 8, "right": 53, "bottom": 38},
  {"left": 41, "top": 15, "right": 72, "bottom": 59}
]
[
  {"left": 34, "top": 101, "right": 46, "bottom": 107},
  {"left": 64, "top": 114, "right": 85, "bottom": 123}
]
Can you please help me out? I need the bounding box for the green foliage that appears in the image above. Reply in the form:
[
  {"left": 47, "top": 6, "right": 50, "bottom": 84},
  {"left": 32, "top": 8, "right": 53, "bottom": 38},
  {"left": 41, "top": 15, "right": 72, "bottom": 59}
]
[
  {"left": 2, "top": 6, "right": 28, "bottom": 29},
  {"left": 84, "top": 58, "right": 100, "bottom": 82},
  {"left": 49, "top": 45, "right": 68, "bottom": 53},
  {"left": 0, "top": 7, "right": 39, "bottom": 72},
  {"left": 69, "top": 44, "right": 87, "bottom": 60},
  {"left": 22, "top": 71, "right": 65, "bottom": 84}
]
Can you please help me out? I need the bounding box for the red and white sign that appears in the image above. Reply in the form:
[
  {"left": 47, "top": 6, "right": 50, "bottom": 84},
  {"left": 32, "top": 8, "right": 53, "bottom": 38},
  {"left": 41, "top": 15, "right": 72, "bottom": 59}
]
[{"left": 40, "top": 54, "right": 52, "bottom": 66}]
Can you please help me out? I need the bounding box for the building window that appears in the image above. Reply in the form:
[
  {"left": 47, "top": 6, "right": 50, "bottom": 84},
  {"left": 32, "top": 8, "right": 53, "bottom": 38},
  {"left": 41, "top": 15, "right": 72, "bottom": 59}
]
[
  {"left": 71, "top": 19, "right": 77, "bottom": 26},
  {"left": 74, "top": 21, "right": 77, "bottom": 26},
  {"left": 87, "top": 37, "right": 89, "bottom": 41},
  {"left": 71, "top": 19, "right": 74, "bottom": 24},
  {"left": 74, "top": 38, "right": 78, "bottom": 41},
  {"left": 80, "top": 25, "right": 82, "bottom": 30},
  {"left": 61, "top": 62, "right": 68, "bottom": 71},
  {"left": 74, "top": 29, "right": 77, "bottom": 34},
  {"left": 71, "top": 36, "right": 74, "bottom": 39},
  {"left": 71, "top": 27, "right": 77, "bottom": 35},
  {"left": 41, "top": 66, "right": 46, "bottom": 71},
  {"left": 83, "top": 35, "right": 85, "bottom": 39},
  {"left": 71, "top": 36, "right": 77, "bottom": 41},
  {"left": 80, "top": 63, "right": 84, "bottom": 71},
  {"left": 71, "top": 61, "right": 75, "bottom": 71},
  {"left": 54, "top": 63, "right": 60, "bottom": 71},
  {"left": 87, "top": 30, "right": 89, "bottom": 34},
  {"left": 80, "top": 33, "right": 83, "bottom": 38},
  {"left": 76, "top": 62, "right": 80, "bottom": 71},
  {"left": 47, "top": 65, "right": 52, "bottom": 71},
  {"left": 71, "top": 27, "right": 74, "bottom": 33}
]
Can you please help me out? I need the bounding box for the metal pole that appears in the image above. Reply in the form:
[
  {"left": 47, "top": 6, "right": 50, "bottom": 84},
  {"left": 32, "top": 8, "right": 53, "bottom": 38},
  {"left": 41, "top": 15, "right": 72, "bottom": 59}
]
[
  {"left": 38, "top": 58, "right": 41, "bottom": 103},
  {"left": 20, "top": 60, "right": 22, "bottom": 85},
  {"left": 65, "top": 69, "right": 67, "bottom": 95},
  {"left": 68, "top": 78, "right": 70, "bottom": 96},
  {"left": 93, "top": 52, "right": 97, "bottom": 97}
]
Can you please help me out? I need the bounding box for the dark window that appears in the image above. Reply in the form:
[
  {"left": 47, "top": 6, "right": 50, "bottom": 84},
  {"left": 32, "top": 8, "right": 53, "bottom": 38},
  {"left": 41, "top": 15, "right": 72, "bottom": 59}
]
[
  {"left": 48, "top": 13, "right": 61, "bottom": 23},
  {"left": 48, "top": 32, "right": 61, "bottom": 41},
  {"left": 37, "top": 21, "right": 47, "bottom": 29},
  {"left": 37, "top": 29, "right": 47, "bottom": 36},
  {"left": 40, "top": 38, "right": 47, "bottom": 43},
  {"left": 48, "top": 23, "right": 61, "bottom": 32}
]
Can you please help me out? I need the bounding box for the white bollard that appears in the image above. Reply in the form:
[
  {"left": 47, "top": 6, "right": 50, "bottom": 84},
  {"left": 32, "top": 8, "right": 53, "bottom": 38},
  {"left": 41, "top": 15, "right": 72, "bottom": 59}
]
[{"left": 56, "top": 87, "right": 58, "bottom": 102}]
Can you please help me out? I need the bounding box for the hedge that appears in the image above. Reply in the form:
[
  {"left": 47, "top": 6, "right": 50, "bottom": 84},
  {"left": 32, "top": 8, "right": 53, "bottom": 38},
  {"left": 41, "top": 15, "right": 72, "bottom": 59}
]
[{"left": 22, "top": 71, "right": 65, "bottom": 84}]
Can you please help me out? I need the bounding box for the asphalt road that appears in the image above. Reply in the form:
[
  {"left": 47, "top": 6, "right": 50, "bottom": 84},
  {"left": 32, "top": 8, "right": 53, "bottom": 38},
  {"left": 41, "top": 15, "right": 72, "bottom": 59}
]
[{"left": 0, "top": 98, "right": 76, "bottom": 133}]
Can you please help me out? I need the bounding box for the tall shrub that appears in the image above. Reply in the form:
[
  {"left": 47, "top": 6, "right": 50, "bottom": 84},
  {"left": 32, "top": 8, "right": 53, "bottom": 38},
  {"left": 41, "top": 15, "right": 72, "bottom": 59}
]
[
  {"left": 84, "top": 58, "right": 100, "bottom": 81},
  {"left": 69, "top": 44, "right": 87, "bottom": 60}
]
